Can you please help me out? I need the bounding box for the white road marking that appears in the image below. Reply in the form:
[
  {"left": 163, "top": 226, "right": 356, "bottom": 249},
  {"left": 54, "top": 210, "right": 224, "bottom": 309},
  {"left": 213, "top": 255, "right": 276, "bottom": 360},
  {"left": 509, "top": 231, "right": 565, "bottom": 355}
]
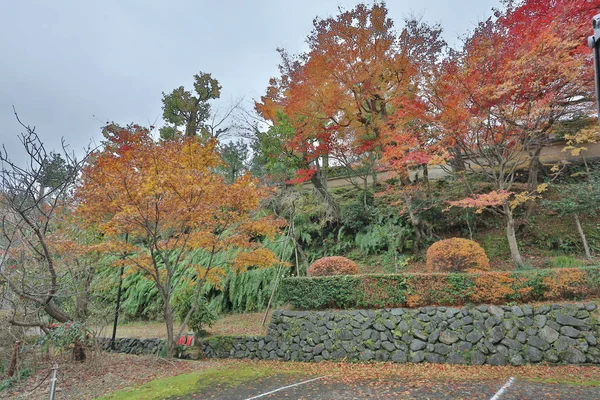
[
  {"left": 244, "top": 375, "right": 328, "bottom": 400},
  {"left": 490, "top": 377, "right": 515, "bottom": 400}
]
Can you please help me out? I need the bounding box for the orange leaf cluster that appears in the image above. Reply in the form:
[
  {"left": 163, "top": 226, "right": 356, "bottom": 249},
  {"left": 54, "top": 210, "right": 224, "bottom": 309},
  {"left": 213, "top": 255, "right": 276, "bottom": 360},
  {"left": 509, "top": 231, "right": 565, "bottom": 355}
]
[
  {"left": 307, "top": 256, "right": 359, "bottom": 277},
  {"left": 542, "top": 269, "right": 586, "bottom": 300},
  {"left": 426, "top": 238, "right": 490, "bottom": 273},
  {"left": 471, "top": 274, "right": 516, "bottom": 304},
  {"left": 76, "top": 125, "right": 285, "bottom": 284}
]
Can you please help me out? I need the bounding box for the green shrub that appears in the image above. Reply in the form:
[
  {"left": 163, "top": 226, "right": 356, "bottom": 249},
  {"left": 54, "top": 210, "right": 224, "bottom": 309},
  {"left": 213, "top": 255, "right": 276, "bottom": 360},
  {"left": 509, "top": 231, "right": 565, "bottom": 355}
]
[
  {"left": 279, "top": 266, "right": 600, "bottom": 309},
  {"left": 172, "top": 289, "right": 218, "bottom": 335},
  {"left": 280, "top": 275, "right": 362, "bottom": 309},
  {"left": 341, "top": 202, "right": 371, "bottom": 233}
]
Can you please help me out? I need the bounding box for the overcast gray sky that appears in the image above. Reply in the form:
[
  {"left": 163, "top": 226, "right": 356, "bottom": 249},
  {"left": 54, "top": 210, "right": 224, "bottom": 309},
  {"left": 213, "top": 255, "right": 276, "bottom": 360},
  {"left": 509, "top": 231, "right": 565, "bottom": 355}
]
[{"left": 0, "top": 0, "right": 500, "bottom": 158}]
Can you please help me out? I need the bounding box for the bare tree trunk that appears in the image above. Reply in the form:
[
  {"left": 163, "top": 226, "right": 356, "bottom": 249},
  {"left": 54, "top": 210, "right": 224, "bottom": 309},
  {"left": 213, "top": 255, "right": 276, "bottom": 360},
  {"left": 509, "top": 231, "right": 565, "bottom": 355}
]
[
  {"left": 448, "top": 147, "right": 465, "bottom": 172},
  {"left": 43, "top": 302, "right": 71, "bottom": 323},
  {"left": 287, "top": 217, "right": 308, "bottom": 275},
  {"left": 322, "top": 153, "right": 329, "bottom": 191},
  {"left": 582, "top": 155, "right": 591, "bottom": 177},
  {"left": 504, "top": 205, "right": 524, "bottom": 266},
  {"left": 7, "top": 340, "right": 21, "bottom": 377},
  {"left": 164, "top": 298, "right": 175, "bottom": 358},
  {"left": 525, "top": 145, "right": 543, "bottom": 218},
  {"left": 310, "top": 172, "right": 340, "bottom": 221},
  {"left": 574, "top": 214, "right": 592, "bottom": 260},
  {"left": 401, "top": 187, "right": 425, "bottom": 252},
  {"left": 75, "top": 270, "right": 94, "bottom": 322},
  {"left": 185, "top": 104, "right": 199, "bottom": 137}
]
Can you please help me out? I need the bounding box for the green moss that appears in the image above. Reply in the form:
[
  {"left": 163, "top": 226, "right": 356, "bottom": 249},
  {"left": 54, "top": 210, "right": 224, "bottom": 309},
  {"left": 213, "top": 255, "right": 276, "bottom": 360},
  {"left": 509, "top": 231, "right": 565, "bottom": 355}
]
[
  {"left": 526, "top": 378, "right": 600, "bottom": 387},
  {"left": 98, "top": 364, "right": 303, "bottom": 400},
  {"left": 206, "top": 336, "right": 237, "bottom": 353},
  {"left": 364, "top": 339, "right": 377, "bottom": 350}
]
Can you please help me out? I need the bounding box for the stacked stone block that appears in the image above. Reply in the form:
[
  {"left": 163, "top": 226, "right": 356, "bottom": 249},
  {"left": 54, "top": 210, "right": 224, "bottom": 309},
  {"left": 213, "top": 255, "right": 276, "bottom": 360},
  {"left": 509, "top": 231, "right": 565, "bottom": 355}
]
[{"left": 199, "top": 303, "right": 600, "bottom": 365}]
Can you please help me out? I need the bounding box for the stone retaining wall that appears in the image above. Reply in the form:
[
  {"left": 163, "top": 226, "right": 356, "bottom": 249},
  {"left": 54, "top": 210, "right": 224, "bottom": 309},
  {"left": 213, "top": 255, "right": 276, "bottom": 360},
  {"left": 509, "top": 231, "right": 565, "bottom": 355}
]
[
  {"left": 97, "top": 337, "right": 165, "bottom": 355},
  {"left": 199, "top": 303, "right": 600, "bottom": 365}
]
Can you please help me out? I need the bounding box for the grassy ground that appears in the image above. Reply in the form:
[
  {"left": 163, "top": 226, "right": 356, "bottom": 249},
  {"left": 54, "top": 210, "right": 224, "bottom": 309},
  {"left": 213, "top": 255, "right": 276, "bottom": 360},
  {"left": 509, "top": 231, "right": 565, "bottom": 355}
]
[
  {"left": 96, "top": 361, "right": 305, "bottom": 400},
  {"left": 97, "top": 311, "right": 270, "bottom": 339}
]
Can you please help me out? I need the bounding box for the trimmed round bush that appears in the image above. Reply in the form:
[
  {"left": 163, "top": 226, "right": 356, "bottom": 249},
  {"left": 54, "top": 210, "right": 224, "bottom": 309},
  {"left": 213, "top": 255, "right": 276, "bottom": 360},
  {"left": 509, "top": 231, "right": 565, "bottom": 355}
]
[
  {"left": 307, "top": 256, "right": 359, "bottom": 277},
  {"left": 426, "top": 238, "right": 490, "bottom": 272}
]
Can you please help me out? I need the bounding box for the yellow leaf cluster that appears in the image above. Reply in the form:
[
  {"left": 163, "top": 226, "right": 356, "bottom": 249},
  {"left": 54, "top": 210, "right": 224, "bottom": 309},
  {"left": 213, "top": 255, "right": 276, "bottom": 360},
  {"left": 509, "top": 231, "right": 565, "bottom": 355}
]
[
  {"left": 76, "top": 128, "right": 284, "bottom": 286},
  {"left": 509, "top": 191, "right": 539, "bottom": 210},
  {"left": 232, "top": 248, "right": 284, "bottom": 273},
  {"left": 562, "top": 127, "right": 599, "bottom": 157}
]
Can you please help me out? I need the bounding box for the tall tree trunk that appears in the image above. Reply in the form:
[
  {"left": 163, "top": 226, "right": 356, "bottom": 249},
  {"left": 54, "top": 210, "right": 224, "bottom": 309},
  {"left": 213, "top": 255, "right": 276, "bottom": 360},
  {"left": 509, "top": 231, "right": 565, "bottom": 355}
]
[
  {"left": 525, "top": 144, "right": 543, "bottom": 218},
  {"left": 75, "top": 269, "right": 94, "bottom": 322},
  {"left": 448, "top": 147, "right": 466, "bottom": 172},
  {"left": 401, "top": 186, "right": 425, "bottom": 252},
  {"left": 574, "top": 214, "right": 592, "bottom": 260},
  {"left": 310, "top": 172, "right": 340, "bottom": 221},
  {"left": 288, "top": 217, "right": 308, "bottom": 275},
  {"left": 504, "top": 204, "right": 524, "bottom": 266},
  {"left": 7, "top": 341, "right": 21, "bottom": 377}
]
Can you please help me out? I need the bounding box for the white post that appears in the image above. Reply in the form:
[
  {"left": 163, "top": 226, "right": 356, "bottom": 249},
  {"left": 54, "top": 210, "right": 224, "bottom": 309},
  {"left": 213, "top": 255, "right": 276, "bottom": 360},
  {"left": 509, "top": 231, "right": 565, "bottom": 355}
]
[{"left": 48, "top": 364, "right": 58, "bottom": 400}]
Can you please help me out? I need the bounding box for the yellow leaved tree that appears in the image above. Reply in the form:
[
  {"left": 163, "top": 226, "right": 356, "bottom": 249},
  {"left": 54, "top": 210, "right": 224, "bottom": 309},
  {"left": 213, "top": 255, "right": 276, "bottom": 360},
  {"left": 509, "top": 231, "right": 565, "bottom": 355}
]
[{"left": 76, "top": 124, "right": 283, "bottom": 357}]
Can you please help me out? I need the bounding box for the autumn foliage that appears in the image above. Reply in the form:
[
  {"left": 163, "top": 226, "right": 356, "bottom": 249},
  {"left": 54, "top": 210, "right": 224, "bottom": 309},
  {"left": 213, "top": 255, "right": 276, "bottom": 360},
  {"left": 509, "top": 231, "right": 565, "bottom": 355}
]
[
  {"left": 307, "top": 256, "right": 359, "bottom": 277},
  {"left": 426, "top": 238, "right": 490, "bottom": 273},
  {"left": 76, "top": 124, "right": 283, "bottom": 356},
  {"left": 281, "top": 267, "right": 600, "bottom": 310}
]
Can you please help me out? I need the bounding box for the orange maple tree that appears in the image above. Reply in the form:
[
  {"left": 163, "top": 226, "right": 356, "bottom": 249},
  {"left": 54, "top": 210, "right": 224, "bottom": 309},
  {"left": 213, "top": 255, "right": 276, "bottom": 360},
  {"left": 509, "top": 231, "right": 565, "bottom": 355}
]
[
  {"left": 256, "top": 2, "right": 445, "bottom": 223},
  {"left": 76, "top": 124, "right": 283, "bottom": 357}
]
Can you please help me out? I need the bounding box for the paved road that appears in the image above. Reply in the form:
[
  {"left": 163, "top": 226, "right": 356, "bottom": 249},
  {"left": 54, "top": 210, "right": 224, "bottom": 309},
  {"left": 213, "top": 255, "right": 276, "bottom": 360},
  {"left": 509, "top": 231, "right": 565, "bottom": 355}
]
[{"left": 172, "top": 374, "right": 600, "bottom": 400}]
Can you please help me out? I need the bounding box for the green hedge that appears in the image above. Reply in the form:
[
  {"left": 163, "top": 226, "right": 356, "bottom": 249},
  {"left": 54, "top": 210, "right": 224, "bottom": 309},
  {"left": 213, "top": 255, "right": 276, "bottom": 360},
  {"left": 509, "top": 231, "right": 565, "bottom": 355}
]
[{"left": 279, "top": 266, "right": 600, "bottom": 310}]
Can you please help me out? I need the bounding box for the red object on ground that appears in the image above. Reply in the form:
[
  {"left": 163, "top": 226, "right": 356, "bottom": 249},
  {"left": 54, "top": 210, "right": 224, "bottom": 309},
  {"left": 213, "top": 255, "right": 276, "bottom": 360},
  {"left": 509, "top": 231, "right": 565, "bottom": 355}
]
[{"left": 176, "top": 335, "right": 195, "bottom": 347}]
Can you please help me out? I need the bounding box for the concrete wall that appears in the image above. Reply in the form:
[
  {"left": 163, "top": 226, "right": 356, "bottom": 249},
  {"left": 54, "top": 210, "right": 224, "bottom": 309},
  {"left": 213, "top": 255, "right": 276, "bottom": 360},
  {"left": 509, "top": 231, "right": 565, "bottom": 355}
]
[{"left": 301, "top": 141, "right": 600, "bottom": 190}]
